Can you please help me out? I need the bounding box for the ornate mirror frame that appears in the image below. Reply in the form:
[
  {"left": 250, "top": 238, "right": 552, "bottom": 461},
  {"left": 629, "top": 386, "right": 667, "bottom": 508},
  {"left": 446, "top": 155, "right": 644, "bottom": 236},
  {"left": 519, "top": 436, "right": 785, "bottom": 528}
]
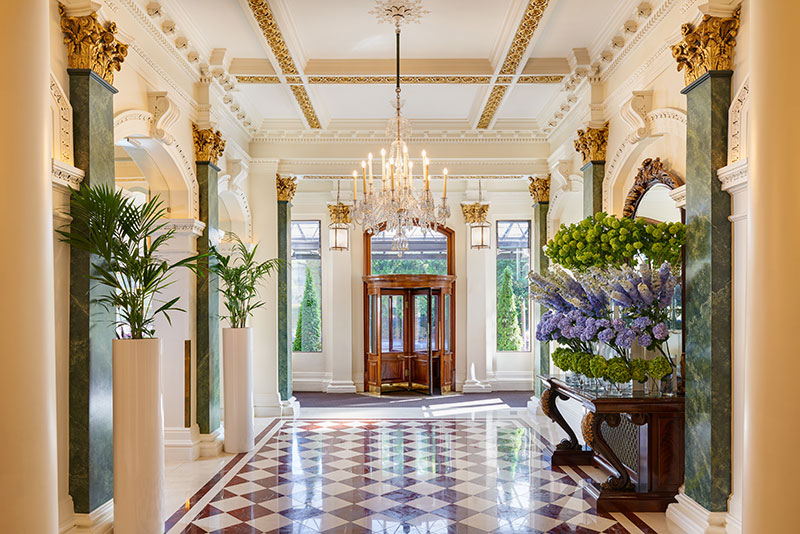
[{"left": 622, "top": 157, "right": 684, "bottom": 219}]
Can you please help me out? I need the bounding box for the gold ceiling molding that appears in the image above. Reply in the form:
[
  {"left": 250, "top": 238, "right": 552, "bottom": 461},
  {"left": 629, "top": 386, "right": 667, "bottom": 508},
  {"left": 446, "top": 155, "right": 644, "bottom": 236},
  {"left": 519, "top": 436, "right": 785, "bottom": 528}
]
[
  {"left": 191, "top": 123, "right": 226, "bottom": 165},
  {"left": 499, "top": 0, "right": 550, "bottom": 75},
  {"left": 238, "top": 74, "right": 564, "bottom": 85},
  {"left": 461, "top": 203, "right": 489, "bottom": 224},
  {"left": 477, "top": 85, "right": 508, "bottom": 129},
  {"left": 528, "top": 175, "right": 550, "bottom": 204},
  {"left": 290, "top": 85, "right": 321, "bottom": 129},
  {"left": 247, "top": 0, "right": 299, "bottom": 75},
  {"left": 58, "top": 4, "right": 128, "bottom": 85},
  {"left": 574, "top": 123, "right": 609, "bottom": 166},
  {"left": 276, "top": 175, "right": 297, "bottom": 202},
  {"left": 671, "top": 7, "right": 740, "bottom": 87},
  {"left": 328, "top": 203, "right": 351, "bottom": 224},
  {"left": 299, "top": 175, "right": 523, "bottom": 180},
  {"left": 236, "top": 75, "right": 281, "bottom": 83},
  {"left": 517, "top": 75, "right": 563, "bottom": 84}
]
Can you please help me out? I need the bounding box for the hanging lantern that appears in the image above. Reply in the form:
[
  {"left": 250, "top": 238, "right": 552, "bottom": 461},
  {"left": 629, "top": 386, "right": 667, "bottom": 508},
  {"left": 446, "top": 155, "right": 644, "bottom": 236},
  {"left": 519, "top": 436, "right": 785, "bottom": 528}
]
[
  {"left": 470, "top": 219, "right": 491, "bottom": 249},
  {"left": 462, "top": 180, "right": 490, "bottom": 250},
  {"left": 328, "top": 182, "right": 351, "bottom": 251}
]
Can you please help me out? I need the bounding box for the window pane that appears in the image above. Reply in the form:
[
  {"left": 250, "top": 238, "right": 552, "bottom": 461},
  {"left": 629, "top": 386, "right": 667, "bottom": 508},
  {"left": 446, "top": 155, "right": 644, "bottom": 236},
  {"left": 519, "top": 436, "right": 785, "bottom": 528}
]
[
  {"left": 496, "top": 220, "right": 531, "bottom": 352},
  {"left": 291, "top": 220, "right": 322, "bottom": 352},
  {"left": 371, "top": 227, "right": 447, "bottom": 275}
]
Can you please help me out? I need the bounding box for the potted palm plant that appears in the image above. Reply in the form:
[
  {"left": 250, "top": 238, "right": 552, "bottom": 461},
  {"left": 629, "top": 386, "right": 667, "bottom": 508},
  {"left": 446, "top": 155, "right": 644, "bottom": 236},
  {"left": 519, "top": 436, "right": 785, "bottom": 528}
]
[
  {"left": 210, "top": 235, "right": 281, "bottom": 453},
  {"left": 58, "top": 185, "right": 206, "bottom": 534}
]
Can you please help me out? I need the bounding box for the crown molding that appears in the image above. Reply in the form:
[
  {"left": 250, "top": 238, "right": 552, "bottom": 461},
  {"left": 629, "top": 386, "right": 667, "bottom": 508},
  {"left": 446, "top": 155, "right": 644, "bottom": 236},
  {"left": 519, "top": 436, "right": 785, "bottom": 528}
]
[{"left": 251, "top": 130, "right": 547, "bottom": 144}]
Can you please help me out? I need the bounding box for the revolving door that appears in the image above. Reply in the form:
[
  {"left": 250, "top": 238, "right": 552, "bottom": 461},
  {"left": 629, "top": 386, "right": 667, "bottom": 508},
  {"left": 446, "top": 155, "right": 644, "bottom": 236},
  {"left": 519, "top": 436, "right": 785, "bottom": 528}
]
[{"left": 364, "top": 275, "right": 455, "bottom": 395}]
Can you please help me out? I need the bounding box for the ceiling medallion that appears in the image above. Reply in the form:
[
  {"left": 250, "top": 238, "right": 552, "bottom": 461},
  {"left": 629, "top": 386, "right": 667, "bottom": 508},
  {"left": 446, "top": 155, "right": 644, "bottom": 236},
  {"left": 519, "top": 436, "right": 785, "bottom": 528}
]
[{"left": 351, "top": 1, "right": 450, "bottom": 253}]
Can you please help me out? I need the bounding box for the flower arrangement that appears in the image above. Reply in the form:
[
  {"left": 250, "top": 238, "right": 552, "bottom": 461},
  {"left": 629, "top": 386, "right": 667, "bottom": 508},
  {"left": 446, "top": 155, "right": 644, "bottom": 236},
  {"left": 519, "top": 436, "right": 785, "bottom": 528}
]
[{"left": 545, "top": 212, "right": 685, "bottom": 272}]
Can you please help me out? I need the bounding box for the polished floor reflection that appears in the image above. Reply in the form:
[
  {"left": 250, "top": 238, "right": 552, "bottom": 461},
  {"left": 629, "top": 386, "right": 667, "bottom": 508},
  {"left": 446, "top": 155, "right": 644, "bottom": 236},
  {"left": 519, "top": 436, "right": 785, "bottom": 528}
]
[{"left": 167, "top": 417, "right": 678, "bottom": 533}]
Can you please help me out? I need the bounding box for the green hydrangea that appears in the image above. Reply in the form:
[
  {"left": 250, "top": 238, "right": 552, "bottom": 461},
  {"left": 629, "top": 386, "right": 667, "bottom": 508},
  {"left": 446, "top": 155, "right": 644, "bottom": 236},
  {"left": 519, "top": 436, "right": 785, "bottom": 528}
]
[
  {"left": 606, "top": 357, "right": 632, "bottom": 384},
  {"left": 589, "top": 355, "right": 608, "bottom": 379},
  {"left": 552, "top": 347, "right": 573, "bottom": 371},
  {"left": 575, "top": 352, "right": 593, "bottom": 378},
  {"left": 630, "top": 359, "right": 648, "bottom": 383},
  {"left": 648, "top": 356, "right": 673, "bottom": 382}
]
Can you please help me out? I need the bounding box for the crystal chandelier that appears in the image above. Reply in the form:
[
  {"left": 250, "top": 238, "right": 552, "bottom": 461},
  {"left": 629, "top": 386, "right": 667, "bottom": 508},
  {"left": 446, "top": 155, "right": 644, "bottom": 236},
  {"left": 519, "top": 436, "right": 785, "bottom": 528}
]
[{"left": 351, "top": 0, "right": 450, "bottom": 252}]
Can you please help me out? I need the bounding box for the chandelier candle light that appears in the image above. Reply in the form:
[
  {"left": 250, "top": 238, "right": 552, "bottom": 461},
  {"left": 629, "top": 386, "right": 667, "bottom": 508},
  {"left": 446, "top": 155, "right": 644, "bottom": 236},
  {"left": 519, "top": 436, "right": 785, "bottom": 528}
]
[{"left": 351, "top": 0, "right": 450, "bottom": 252}]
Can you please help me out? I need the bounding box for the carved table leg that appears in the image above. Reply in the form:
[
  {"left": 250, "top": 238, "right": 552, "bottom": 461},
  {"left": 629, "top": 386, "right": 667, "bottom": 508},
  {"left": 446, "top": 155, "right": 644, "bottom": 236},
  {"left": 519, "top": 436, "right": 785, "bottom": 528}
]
[
  {"left": 581, "top": 412, "right": 634, "bottom": 491},
  {"left": 541, "top": 387, "right": 594, "bottom": 465}
]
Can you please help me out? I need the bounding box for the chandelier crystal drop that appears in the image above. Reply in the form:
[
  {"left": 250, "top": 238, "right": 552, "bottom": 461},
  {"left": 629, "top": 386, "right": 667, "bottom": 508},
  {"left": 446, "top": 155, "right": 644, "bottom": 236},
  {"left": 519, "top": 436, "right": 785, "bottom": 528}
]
[{"left": 350, "top": 1, "right": 450, "bottom": 252}]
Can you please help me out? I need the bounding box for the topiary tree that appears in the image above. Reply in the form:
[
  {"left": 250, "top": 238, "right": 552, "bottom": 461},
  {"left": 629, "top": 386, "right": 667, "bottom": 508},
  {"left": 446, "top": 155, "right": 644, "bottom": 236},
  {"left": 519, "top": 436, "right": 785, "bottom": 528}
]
[
  {"left": 296, "top": 264, "right": 321, "bottom": 351},
  {"left": 292, "top": 307, "right": 303, "bottom": 351},
  {"left": 497, "top": 266, "right": 523, "bottom": 351}
]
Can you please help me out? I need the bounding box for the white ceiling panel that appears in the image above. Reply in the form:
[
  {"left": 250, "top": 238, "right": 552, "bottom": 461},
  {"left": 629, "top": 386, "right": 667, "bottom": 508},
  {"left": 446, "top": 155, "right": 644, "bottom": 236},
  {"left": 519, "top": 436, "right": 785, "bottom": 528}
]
[
  {"left": 238, "top": 84, "right": 299, "bottom": 119},
  {"left": 179, "top": 0, "right": 268, "bottom": 58},
  {"left": 494, "top": 84, "right": 560, "bottom": 119},
  {"left": 528, "top": 0, "right": 620, "bottom": 58}
]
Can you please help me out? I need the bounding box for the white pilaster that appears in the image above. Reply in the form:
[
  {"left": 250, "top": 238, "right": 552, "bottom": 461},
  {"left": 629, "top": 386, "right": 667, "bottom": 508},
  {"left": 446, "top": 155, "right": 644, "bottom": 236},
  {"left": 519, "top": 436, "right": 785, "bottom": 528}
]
[
  {"left": 326, "top": 237, "right": 357, "bottom": 393},
  {"left": 462, "top": 227, "right": 492, "bottom": 392}
]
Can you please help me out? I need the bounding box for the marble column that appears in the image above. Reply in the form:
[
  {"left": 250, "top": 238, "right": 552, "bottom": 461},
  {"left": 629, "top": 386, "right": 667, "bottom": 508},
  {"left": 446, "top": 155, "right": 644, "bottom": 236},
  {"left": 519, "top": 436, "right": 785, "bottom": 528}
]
[
  {"left": 0, "top": 1, "right": 58, "bottom": 531},
  {"left": 191, "top": 124, "right": 225, "bottom": 449},
  {"left": 574, "top": 124, "right": 608, "bottom": 217},
  {"left": 326, "top": 203, "right": 357, "bottom": 393},
  {"left": 59, "top": 4, "right": 128, "bottom": 518},
  {"left": 530, "top": 177, "right": 550, "bottom": 396},
  {"left": 671, "top": 9, "right": 739, "bottom": 514},
  {"left": 744, "top": 1, "right": 800, "bottom": 531},
  {"left": 276, "top": 176, "right": 296, "bottom": 403}
]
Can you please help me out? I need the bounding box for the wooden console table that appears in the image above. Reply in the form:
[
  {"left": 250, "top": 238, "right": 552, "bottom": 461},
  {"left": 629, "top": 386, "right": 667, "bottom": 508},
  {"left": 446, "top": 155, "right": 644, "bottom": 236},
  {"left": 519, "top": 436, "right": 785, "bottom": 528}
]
[{"left": 539, "top": 376, "right": 684, "bottom": 513}]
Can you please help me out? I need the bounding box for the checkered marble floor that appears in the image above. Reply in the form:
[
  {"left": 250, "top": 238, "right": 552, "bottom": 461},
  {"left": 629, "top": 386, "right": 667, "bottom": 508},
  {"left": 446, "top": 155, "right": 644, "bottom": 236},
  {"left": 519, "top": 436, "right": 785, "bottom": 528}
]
[{"left": 168, "top": 419, "right": 638, "bottom": 534}]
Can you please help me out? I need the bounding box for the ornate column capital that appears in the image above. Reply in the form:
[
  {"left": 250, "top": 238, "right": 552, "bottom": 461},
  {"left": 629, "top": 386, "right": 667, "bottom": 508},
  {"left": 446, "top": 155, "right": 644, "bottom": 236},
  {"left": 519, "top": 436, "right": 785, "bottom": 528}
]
[
  {"left": 671, "top": 7, "right": 741, "bottom": 87},
  {"left": 574, "top": 123, "right": 609, "bottom": 166},
  {"left": 276, "top": 175, "right": 297, "bottom": 202},
  {"left": 191, "top": 123, "right": 225, "bottom": 165},
  {"left": 460, "top": 203, "right": 489, "bottom": 224},
  {"left": 328, "top": 203, "right": 351, "bottom": 224},
  {"left": 529, "top": 175, "right": 551, "bottom": 204},
  {"left": 58, "top": 4, "right": 128, "bottom": 85}
]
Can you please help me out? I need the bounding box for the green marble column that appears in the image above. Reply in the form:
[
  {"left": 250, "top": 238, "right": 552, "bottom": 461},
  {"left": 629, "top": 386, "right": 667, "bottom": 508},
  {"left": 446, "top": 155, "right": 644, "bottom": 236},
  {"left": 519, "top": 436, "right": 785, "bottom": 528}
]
[
  {"left": 682, "top": 71, "right": 732, "bottom": 512},
  {"left": 196, "top": 161, "right": 220, "bottom": 434},
  {"left": 582, "top": 162, "right": 605, "bottom": 217},
  {"left": 67, "top": 69, "right": 116, "bottom": 514},
  {"left": 277, "top": 199, "right": 293, "bottom": 401},
  {"left": 532, "top": 197, "right": 550, "bottom": 396}
]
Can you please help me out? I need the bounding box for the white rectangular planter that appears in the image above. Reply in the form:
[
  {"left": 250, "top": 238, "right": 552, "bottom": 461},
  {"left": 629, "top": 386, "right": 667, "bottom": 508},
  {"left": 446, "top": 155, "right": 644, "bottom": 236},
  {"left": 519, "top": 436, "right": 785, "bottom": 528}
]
[
  {"left": 112, "top": 338, "right": 165, "bottom": 534},
  {"left": 223, "top": 327, "right": 255, "bottom": 453}
]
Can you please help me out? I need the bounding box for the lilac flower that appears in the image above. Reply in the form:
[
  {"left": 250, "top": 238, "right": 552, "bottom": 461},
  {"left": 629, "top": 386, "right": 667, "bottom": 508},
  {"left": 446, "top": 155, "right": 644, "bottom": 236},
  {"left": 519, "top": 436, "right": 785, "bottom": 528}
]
[
  {"left": 653, "top": 321, "right": 670, "bottom": 340},
  {"left": 638, "top": 333, "right": 653, "bottom": 348}
]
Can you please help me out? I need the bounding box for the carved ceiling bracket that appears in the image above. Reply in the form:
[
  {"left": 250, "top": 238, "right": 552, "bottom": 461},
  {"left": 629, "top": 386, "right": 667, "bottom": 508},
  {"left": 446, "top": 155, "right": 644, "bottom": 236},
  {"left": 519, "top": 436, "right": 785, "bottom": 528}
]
[
  {"left": 276, "top": 175, "right": 297, "bottom": 202},
  {"left": 58, "top": 4, "right": 128, "bottom": 85},
  {"left": 671, "top": 6, "right": 741, "bottom": 87},
  {"left": 191, "top": 123, "right": 226, "bottom": 165},
  {"left": 574, "top": 123, "right": 609, "bottom": 166}
]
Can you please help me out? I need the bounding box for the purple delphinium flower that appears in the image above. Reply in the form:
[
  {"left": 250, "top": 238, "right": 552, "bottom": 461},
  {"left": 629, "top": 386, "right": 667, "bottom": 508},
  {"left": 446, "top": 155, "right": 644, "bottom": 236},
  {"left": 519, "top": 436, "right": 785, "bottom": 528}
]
[
  {"left": 638, "top": 333, "right": 653, "bottom": 348},
  {"left": 598, "top": 328, "right": 616, "bottom": 343},
  {"left": 653, "top": 321, "right": 670, "bottom": 340}
]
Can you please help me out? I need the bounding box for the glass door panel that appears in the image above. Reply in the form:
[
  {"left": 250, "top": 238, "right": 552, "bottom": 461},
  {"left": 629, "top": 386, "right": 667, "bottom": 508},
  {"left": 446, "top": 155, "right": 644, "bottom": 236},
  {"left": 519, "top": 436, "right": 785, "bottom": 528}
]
[
  {"left": 444, "top": 293, "right": 451, "bottom": 353},
  {"left": 391, "top": 296, "right": 404, "bottom": 352}
]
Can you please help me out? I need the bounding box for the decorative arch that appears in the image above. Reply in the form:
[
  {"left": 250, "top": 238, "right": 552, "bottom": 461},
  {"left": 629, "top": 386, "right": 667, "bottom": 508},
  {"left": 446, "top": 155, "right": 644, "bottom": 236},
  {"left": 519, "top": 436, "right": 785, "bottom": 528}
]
[
  {"left": 728, "top": 76, "right": 750, "bottom": 164},
  {"left": 218, "top": 173, "right": 252, "bottom": 241},
  {"left": 364, "top": 223, "right": 455, "bottom": 276},
  {"left": 604, "top": 107, "right": 687, "bottom": 215},
  {"left": 50, "top": 73, "right": 74, "bottom": 165},
  {"left": 113, "top": 109, "right": 199, "bottom": 218},
  {"left": 622, "top": 158, "right": 684, "bottom": 218}
]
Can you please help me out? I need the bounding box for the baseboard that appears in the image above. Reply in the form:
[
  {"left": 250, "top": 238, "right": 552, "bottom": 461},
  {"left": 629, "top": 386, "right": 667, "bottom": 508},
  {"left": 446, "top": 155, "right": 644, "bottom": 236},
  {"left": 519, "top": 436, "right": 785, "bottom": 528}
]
[
  {"left": 487, "top": 371, "right": 534, "bottom": 391},
  {"left": 69, "top": 499, "right": 113, "bottom": 534},
  {"left": 666, "top": 491, "right": 728, "bottom": 534},
  {"left": 461, "top": 379, "right": 492, "bottom": 393},
  {"left": 326, "top": 380, "right": 357, "bottom": 393},
  {"left": 164, "top": 425, "right": 200, "bottom": 461},
  {"left": 292, "top": 372, "right": 332, "bottom": 392},
  {"left": 59, "top": 495, "right": 75, "bottom": 534},
  {"left": 199, "top": 428, "right": 224, "bottom": 457},
  {"left": 254, "top": 393, "right": 282, "bottom": 417}
]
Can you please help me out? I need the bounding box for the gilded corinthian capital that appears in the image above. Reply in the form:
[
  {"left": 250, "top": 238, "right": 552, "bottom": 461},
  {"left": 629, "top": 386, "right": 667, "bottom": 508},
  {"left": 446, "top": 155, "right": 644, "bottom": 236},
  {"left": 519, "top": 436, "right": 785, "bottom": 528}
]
[
  {"left": 460, "top": 203, "right": 489, "bottom": 224},
  {"left": 191, "top": 123, "right": 226, "bottom": 165},
  {"left": 328, "top": 203, "right": 351, "bottom": 224},
  {"left": 58, "top": 4, "right": 128, "bottom": 85},
  {"left": 529, "top": 175, "right": 550, "bottom": 204},
  {"left": 574, "top": 123, "right": 609, "bottom": 166},
  {"left": 671, "top": 7, "right": 741, "bottom": 87},
  {"left": 276, "top": 175, "right": 297, "bottom": 202}
]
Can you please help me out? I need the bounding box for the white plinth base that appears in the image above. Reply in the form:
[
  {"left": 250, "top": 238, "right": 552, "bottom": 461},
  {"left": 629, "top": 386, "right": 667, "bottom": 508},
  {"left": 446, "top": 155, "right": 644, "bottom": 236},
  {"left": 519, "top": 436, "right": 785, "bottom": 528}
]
[
  {"left": 69, "top": 499, "right": 113, "bottom": 534},
  {"left": 527, "top": 395, "right": 543, "bottom": 416},
  {"left": 326, "top": 380, "right": 357, "bottom": 393},
  {"left": 666, "top": 491, "right": 728, "bottom": 534},
  {"left": 164, "top": 425, "right": 200, "bottom": 461},
  {"left": 254, "top": 393, "right": 283, "bottom": 417},
  {"left": 223, "top": 328, "right": 255, "bottom": 453},
  {"left": 461, "top": 380, "right": 492, "bottom": 393},
  {"left": 281, "top": 397, "right": 300, "bottom": 417},
  {"left": 199, "top": 428, "right": 224, "bottom": 457}
]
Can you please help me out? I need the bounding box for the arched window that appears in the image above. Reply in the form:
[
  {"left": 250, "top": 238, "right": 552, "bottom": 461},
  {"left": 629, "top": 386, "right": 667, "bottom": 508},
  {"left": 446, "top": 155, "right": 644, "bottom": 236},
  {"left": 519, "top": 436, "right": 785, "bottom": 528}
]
[{"left": 365, "top": 225, "right": 454, "bottom": 275}]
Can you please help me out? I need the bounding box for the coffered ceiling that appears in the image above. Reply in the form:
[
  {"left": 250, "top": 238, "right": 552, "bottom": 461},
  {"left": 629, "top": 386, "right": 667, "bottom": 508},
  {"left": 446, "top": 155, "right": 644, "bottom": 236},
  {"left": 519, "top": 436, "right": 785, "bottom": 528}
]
[{"left": 157, "top": 0, "right": 624, "bottom": 135}]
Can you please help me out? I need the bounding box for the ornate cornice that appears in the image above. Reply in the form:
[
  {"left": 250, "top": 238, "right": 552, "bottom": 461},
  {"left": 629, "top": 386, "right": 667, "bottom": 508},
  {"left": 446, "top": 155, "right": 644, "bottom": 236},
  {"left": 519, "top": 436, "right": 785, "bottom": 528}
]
[
  {"left": 671, "top": 7, "right": 741, "bottom": 87},
  {"left": 574, "top": 123, "right": 609, "bottom": 165},
  {"left": 669, "top": 184, "right": 686, "bottom": 209},
  {"left": 460, "top": 203, "right": 489, "bottom": 224},
  {"left": 289, "top": 85, "right": 322, "bottom": 129},
  {"left": 276, "top": 175, "right": 297, "bottom": 202},
  {"left": 156, "top": 218, "right": 206, "bottom": 236},
  {"left": 236, "top": 75, "right": 563, "bottom": 86},
  {"left": 191, "top": 123, "right": 225, "bottom": 165},
  {"left": 717, "top": 157, "right": 748, "bottom": 195},
  {"left": 622, "top": 158, "right": 683, "bottom": 218},
  {"left": 529, "top": 175, "right": 550, "bottom": 204},
  {"left": 51, "top": 158, "right": 85, "bottom": 191},
  {"left": 58, "top": 4, "right": 128, "bottom": 85},
  {"left": 328, "top": 203, "right": 351, "bottom": 224}
]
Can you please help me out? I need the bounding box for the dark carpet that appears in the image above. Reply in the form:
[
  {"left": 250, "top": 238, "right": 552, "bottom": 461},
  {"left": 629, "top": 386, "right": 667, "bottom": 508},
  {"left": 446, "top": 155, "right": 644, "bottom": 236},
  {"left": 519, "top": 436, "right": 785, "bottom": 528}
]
[{"left": 293, "top": 390, "right": 533, "bottom": 408}]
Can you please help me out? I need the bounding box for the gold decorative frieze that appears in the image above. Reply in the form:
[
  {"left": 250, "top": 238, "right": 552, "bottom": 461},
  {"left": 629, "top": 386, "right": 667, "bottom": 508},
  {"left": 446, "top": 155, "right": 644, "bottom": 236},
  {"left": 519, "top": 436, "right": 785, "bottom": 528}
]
[
  {"left": 290, "top": 85, "right": 321, "bottom": 129},
  {"left": 477, "top": 85, "right": 508, "bottom": 129},
  {"left": 236, "top": 75, "right": 281, "bottom": 84},
  {"left": 191, "top": 123, "right": 225, "bottom": 165},
  {"left": 247, "top": 0, "right": 299, "bottom": 75},
  {"left": 529, "top": 175, "right": 550, "bottom": 204},
  {"left": 461, "top": 203, "right": 489, "bottom": 224},
  {"left": 58, "top": 4, "right": 128, "bottom": 85},
  {"left": 276, "top": 175, "right": 297, "bottom": 202},
  {"left": 328, "top": 203, "right": 351, "bottom": 224},
  {"left": 499, "top": 0, "right": 550, "bottom": 75},
  {"left": 622, "top": 157, "right": 684, "bottom": 218},
  {"left": 574, "top": 123, "right": 609, "bottom": 165},
  {"left": 285, "top": 76, "right": 303, "bottom": 85},
  {"left": 671, "top": 7, "right": 741, "bottom": 86},
  {"left": 518, "top": 75, "right": 564, "bottom": 84}
]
